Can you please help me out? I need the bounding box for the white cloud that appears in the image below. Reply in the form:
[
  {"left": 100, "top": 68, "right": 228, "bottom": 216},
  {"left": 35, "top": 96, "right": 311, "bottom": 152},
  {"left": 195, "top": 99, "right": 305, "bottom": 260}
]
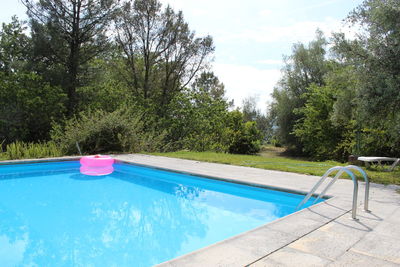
[
  {"left": 293, "top": 0, "right": 348, "bottom": 13},
  {"left": 213, "top": 63, "right": 281, "bottom": 111},
  {"left": 221, "top": 17, "right": 344, "bottom": 44},
  {"left": 257, "top": 59, "right": 283, "bottom": 65},
  {"left": 258, "top": 9, "right": 273, "bottom": 17}
]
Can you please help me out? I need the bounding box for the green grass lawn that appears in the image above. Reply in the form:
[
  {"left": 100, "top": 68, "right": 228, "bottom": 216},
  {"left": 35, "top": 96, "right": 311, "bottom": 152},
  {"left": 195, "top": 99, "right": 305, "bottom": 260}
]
[{"left": 150, "top": 147, "right": 400, "bottom": 185}]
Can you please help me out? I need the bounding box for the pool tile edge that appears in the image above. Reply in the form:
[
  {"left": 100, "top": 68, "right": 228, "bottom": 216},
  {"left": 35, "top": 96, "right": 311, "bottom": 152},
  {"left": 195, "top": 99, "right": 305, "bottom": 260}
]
[{"left": 0, "top": 156, "right": 80, "bottom": 165}]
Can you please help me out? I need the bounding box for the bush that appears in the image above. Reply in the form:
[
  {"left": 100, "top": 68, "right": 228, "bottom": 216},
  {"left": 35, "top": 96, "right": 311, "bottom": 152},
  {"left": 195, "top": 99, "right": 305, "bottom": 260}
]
[
  {"left": 224, "top": 111, "right": 262, "bottom": 154},
  {"left": 51, "top": 108, "right": 166, "bottom": 155},
  {"left": 163, "top": 88, "right": 231, "bottom": 152},
  {"left": 5, "top": 141, "right": 63, "bottom": 160},
  {"left": 0, "top": 72, "right": 66, "bottom": 143}
]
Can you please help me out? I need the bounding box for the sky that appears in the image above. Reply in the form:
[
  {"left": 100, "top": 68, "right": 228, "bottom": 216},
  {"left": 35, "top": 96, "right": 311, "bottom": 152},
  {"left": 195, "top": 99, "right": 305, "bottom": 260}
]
[{"left": 0, "top": 0, "right": 364, "bottom": 111}]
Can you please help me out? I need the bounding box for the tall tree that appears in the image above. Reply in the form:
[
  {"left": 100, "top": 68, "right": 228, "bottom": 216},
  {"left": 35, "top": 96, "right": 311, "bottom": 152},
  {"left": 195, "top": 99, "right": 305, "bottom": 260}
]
[
  {"left": 115, "top": 0, "right": 214, "bottom": 112},
  {"left": 333, "top": 0, "right": 400, "bottom": 156},
  {"left": 22, "top": 0, "right": 117, "bottom": 115},
  {"left": 242, "top": 96, "right": 259, "bottom": 122},
  {"left": 0, "top": 18, "right": 66, "bottom": 143},
  {"left": 269, "top": 31, "right": 329, "bottom": 152},
  {"left": 0, "top": 16, "right": 30, "bottom": 74},
  {"left": 191, "top": 71, "right": 227, "bottom": 101},
  {"left": 166, "top": 72, "right": 230, "bottom": 151},
  {"left": 292, "top": 65, "right": 357, "bottom": 160},
  {"left": 0, "top": 72, "right": 66, "bottom": 143},
  {"left": 241, "top": 96, "right": 268, "bottom": 139}
]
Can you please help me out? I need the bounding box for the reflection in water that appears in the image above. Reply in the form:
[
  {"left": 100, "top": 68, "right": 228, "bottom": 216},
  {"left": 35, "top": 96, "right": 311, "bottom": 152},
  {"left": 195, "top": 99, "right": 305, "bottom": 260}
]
[
  {"left": 0, "top": 162, "right": 313, "bottom": 266},
  {"left": 0, "top": 210, "right": 29, "bottom": 267}
]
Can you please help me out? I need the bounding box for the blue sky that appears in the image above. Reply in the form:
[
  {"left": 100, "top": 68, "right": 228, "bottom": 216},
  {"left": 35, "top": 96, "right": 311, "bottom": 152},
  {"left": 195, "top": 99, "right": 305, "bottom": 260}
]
[{"left": 0, "top": 0, "right": 364, "bottom": 110}]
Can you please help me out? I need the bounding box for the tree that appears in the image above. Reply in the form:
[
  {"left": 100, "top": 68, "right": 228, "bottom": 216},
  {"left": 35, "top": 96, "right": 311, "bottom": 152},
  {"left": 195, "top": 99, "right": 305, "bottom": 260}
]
[
  {"left": 22, "top": 0, "right": 118, "bottom": 115},
  {"left": 114, "top": 0, "right": 214, "bottom": 112},
  {"left": 0, "top": 72, "right": 66, "bottom": 143},
  {"left": 332, "top": 0, "right": 400, "bottom": 156},
  {"left": 292, "top": 64, "right": 362, "bottom": 160},
  {"left": 241, "top": 96, "right": 268, "bottom": 140},
  {"left": 165, "top": 84, "right": 230, "bottom": 152},
  {"left": 224, "top": 110, "right": 262, "bottom": 154},
  {"left": 192, "top": 71, "right": 228, "bottom": 102},
  {"left": 76, "top": 57, "right": 135, "bottom": 113},
  {"left": 0, "top": 18, "right": 66, "bottom": 143},
  {"left": 269, "top": 31, "right": 330, "bottom": 152},
  {"left": 293, "top": 83, "right": 339, "bottom": 160},
  {"left": 0, "top": 17, "right": 31, "bottom": 74},
  {"left": 242, "top": 96, "right": 259, "bottom": 122}
]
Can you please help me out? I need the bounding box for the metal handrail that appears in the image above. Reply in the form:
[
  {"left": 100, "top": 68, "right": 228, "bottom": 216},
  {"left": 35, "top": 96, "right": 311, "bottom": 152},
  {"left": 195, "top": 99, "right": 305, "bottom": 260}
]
[
  {"left": 345, "top": 165, "right": 369, "bottom": 212},
  {"left": 75, "top": 141, "right": 82, "bottom": 155},
  {"left": 312, "top": 165, "right": 370, "bottom": 211},
  {"left": 296, "top": 166, "right": 360, "bottom": 219}
]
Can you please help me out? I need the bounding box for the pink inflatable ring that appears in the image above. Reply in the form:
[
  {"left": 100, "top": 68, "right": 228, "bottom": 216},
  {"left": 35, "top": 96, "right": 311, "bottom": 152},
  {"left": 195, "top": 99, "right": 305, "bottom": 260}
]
[{"left": 80, "top": 155, "right": 115, "bottom": 176}]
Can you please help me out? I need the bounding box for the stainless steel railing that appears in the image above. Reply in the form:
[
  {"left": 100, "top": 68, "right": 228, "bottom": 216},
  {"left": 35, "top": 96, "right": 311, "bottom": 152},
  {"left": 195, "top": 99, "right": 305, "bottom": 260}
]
[{"left": 296, "top": 165, "right": 370, "bottom": 220}]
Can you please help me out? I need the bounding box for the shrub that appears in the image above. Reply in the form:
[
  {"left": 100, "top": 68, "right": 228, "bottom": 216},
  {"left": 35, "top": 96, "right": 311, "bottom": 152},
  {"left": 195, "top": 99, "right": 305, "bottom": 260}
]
[
  {"left": 51, "top": 108, "right": 166, "bottom": 155},
  {"left": 5, "top": 141, "right": 63, "bottom": 160},
  {"left": 224, "top": 111, "right": 262, "bottom": 154},
  {"left": 0, "top": 72, "right": 66, "bottom": 143}
]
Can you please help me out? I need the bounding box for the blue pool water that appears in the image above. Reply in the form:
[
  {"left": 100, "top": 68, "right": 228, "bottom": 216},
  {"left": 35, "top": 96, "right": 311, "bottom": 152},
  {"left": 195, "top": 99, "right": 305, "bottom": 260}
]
[{"left": 0, "top": 161, "right": 320, "bottom": 266}]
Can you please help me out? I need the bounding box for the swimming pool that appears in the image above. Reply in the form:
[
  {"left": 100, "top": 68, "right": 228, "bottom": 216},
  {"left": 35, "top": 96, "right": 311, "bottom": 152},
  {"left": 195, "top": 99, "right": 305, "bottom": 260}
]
[{"left": 0, "top": 160, "right": 321, "bottom": 266}]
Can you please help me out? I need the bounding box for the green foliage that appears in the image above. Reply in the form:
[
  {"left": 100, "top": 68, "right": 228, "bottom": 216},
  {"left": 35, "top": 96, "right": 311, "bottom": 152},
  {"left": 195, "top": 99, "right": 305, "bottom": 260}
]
[
  {"left": 4, "top": 141, "right": 62, "bottom": 160},
  {"left": 359, "top": 127, "right": 396, "bottom": 156},
  {"left": 164, "top": 83, "right": 263, "bottom": 154},
  {"left": 76, "top": 58, "right": 134, "bottom": 112},
  {"left": 332, "top": 0, "right": 400, "bottom": 156},
  {"left": 4, "top": 0, "right": 399, "bottom": 163},
  {"left": 293, "top": 84, "right": 341, "bottom": 160},
  {"left": 293, "top": 66, "right": 358, "bottom": 161},
  {"left": 24, "top": 0, "right": 118, "bottom": 114},
  {"left": 0, "top": 71, "right": 66, "bottom": 143},
  {"left": 115, "top": 0, "right": 214, "bottom": 111},
  {"left": 0, "top": 1, "right": 265, "bottom": 157},
  {"left": 192, "top": 72, "right": 229, "bottom": 102},
  {"left": 0, "top": 16, "right": 30, "bottom": 73},
  {"left": 269, "top": 31, "right": 330, "bottom": 153},
  {"left": 224, "top": 111, "right": 262, "bottom": 154},
  {"left": 166, "top": 87, "right": 230, "bottom": 152},
  {"left": 241, "top": 96, "right": 269, "bottom": 140},
  {"left": 51, "top": 108, "right": 165, "bottom": 155},
  {"left": 269, "top": 0, "right": 400, "bottom": 160}
]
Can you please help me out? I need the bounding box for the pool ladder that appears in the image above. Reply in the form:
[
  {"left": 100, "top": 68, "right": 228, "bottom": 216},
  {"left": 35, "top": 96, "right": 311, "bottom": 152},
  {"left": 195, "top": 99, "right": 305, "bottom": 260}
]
[{"left": 296, "top": 165, "right": 370, "bottom": 220}]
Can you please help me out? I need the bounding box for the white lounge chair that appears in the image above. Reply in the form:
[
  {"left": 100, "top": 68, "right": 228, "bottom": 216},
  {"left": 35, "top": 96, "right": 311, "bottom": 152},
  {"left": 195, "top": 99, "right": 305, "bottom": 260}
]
[{"left": 357, "top": 157, "right": 400, "bottom": 171}]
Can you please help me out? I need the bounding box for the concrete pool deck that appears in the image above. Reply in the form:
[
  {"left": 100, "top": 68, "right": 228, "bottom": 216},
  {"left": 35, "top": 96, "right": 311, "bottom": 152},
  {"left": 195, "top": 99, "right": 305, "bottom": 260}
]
[{"left": 114, "top": 154, "right": 400, "bottom": 266}]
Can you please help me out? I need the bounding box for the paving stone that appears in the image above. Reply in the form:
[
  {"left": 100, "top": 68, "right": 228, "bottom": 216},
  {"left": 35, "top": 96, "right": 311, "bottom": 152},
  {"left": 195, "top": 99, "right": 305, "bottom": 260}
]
[
  {"left": 318, "top": 213, "right": 376, "bottom": 237},
  {"left": 158, "top": 242, "right": 256, "bottom": 267},
  {"left": 351, "top": 232, "right": 400, "bottom": 264},
  {"left": 159, "top": 227, "right": 296, "bottom": 267},
  {"left": 372, "top": 220, "right": 400, "bottom": 240},
  {"left": 369, "top": 200, "right": 399, "bottom": 220},
  {"left": 304, "top": 200, "right": 350, "bottom": 221},
  {"left": 230, "top": 226, "right": 297, "bottom": 257},
  {"left": 352, "top": 210, "right": 384, "bottom": 224},
  {"left": 250, "top": 247, "right": 332, "bottom": 267},
  {"left": 329, "top": 250, "right": 399, "bottom": 267},
  {"left": 287, "top": 226, "right": 362, "bottom": 261},
  {"left": 386, "top": 207, "right": 400, "bottom": 223},
  {"left": 266, "top": 212, "right": 327, "bottom": 238}
]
